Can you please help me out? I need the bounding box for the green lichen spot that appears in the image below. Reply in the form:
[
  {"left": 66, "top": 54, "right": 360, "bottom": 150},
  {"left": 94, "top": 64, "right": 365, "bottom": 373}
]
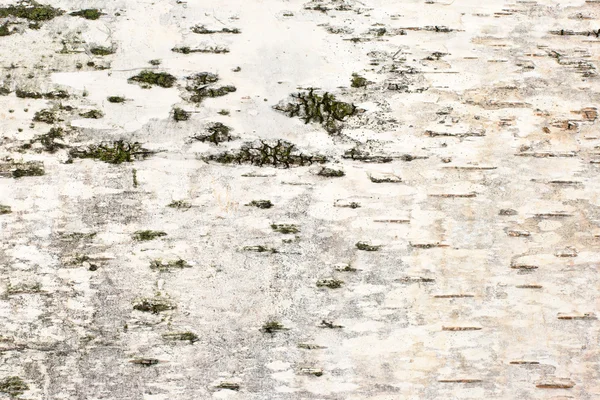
[
  {"left": 0, "top": 205, "right": 11, "bottom": 215},
  {"left": 128, "top": 70, "right": 176, "bottom": 88},
  {"left": 70, "top": 8, "right": 101, "bottom": 20},
  {"left": 133, "top": 230, "right": 167, "bottom": 241}
]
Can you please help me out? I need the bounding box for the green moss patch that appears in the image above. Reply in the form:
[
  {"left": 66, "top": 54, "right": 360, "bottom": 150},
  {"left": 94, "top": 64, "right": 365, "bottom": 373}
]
[
  {"left": 0, "top": 376, "right": 28, "bottom": 398},
  {"left": 70, "top": 8, "right": 102, "bottom": 20},
  {"left": 206, "top": 140, "right": 326, "bottom": 168},
  {"left": 0, "top": 1, "right": 64, "bottom": 21},
  {"left": 128, "top": 70, "right": 176, "bottom": 88},
  {"left": 167, "top": 200, "right": 191, "bottom": 209},
  {"left": 355, "top": 241, "right": 381, "bottom": 251},
  {"left": 90, "top": 45, "right": 114, "bottom": 56},
  {"left": 173, "top": 107, "right": 190, "bottom": 121},
  {"left": 11, "top": 161, "right": 45, "bottom": 178},
  {"left": 261, "top": 320, "right": 286, "bottom": 334},
  {"left": 33, "top": 108, "right": 58, "bottom": 124},
  {"left": 162, "top": 332, "right": 198, "bottom": 343},
  {"left": 172, "top": 45, "right": 229, "bottom": 54},
  {"left": 16, "top": 89, "right": 69, "bottom": 99},
  {"left": 192, "top": 122, "right": 232, "bottom": 144},
  {"left": 70, "top": 141, "right": 152, "bottom": 164},
  {"left": 150, "top": 259, "right": 191, "bottom": 272},
  {"left": 351, "top": 73, "right": 367, "bottom": 88},
  {"left": 246, "top": 200, "right": 273, "bottom": 209},
  {"left": 0, "top": 22, "right": 14, "bottom": 36},
  {"left": 133, "top": 298, "right": 176, "bottom": 314},
  {"left": 189, "top": 85, "right": 236, "bottom": 103},
  {"left": 107, "top": 96, "right": 126, "bottom": 103},
  {"left": 191, "top": 25, "right": 241, "bottom": 34},
  {"left": 316, "top": 279, "right": 344, "bottom": 289},
  {"left": 79, "top": 109, "right": 103, "bottom": 119},
  {"left": 274, "top": 89, "right": 356, "bottom": 133},
  {"left": 133, "top": 230, "right": 167, "bottom": 241},
  {"left": 317, "top": 167, "right": 344, "bottom": 177},
  {"left": 271, "top": 224, "right": 299, "bottom": 234}
]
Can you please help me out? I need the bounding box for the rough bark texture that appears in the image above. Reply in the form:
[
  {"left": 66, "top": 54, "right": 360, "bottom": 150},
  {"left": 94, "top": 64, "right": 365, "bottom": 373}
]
[{"left": 0, "top": 0, "right": 599, "bottom": 399}]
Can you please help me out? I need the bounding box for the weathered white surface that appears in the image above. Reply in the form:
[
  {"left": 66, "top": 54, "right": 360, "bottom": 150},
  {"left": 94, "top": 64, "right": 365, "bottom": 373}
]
[{"left": 1, "top": 0, "right": 600, "bottom": 398}]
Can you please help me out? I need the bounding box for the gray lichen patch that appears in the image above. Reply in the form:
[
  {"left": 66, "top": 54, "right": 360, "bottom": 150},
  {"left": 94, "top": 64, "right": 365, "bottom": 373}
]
[
  {"left": 0, "top": 376, "right": 29, "bottom": 398},
  {"left": 128, "top": 71, "right": 177, "bottom": 88},
  {"left": 273, "top": 89, "right": 357, "bottom": 133},
  {"left": 132, "top": 230, "right": 167, "bottom": 241},
  {"left": 206, "top": 140, "right": 327, "bottom": 168},
  {"left": 69, "top": 141, "right": 153, "bottom": 164},
  {"left": 133, "top": 297, "right": 176, "bottom": 314},
  {"left": 149, "top": 259, "right": 191, "bottom": 272},
  {"left": 192, "top": 122, "right": 233, "bottom": 144}
]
